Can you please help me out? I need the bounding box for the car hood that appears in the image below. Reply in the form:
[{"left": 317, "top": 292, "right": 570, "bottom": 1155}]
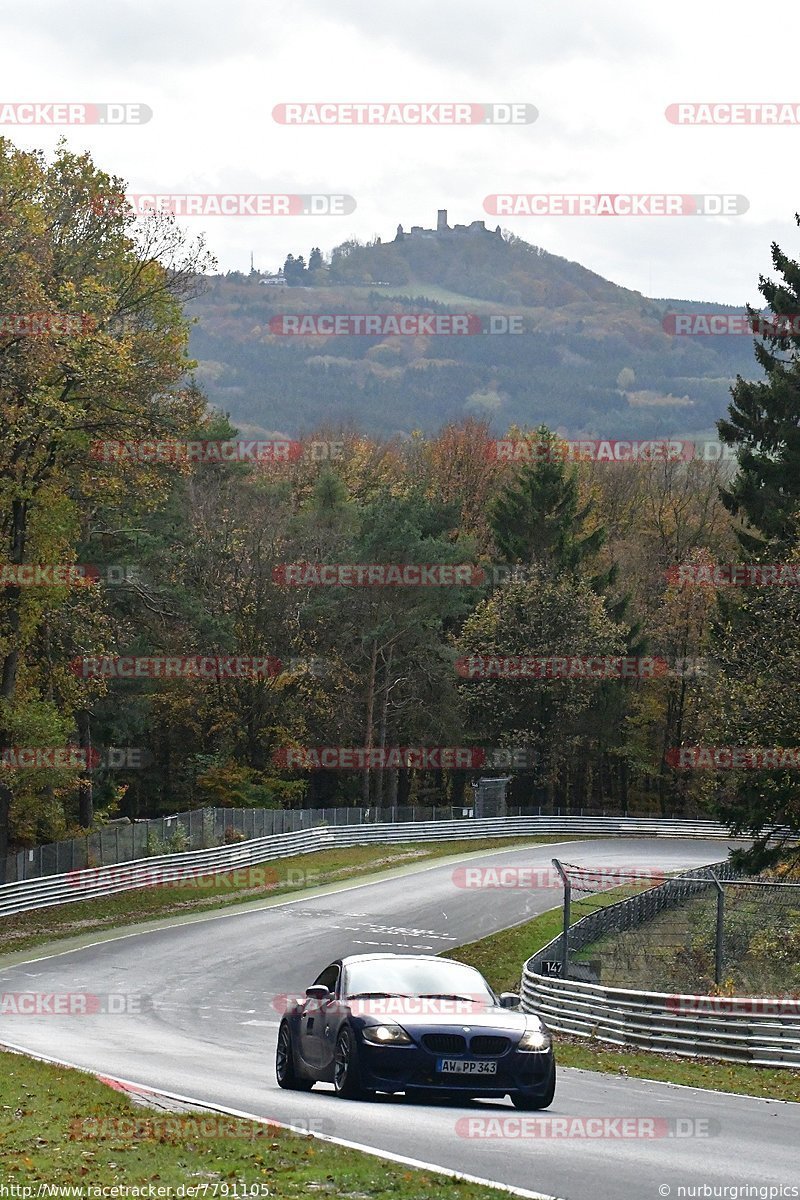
[{"left": 359, "top": 1008, "right": 535, "bottom": 1032}]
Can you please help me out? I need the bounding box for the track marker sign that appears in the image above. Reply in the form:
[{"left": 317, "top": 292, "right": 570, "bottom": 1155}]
[{"left": 540, "top": 960, "right": 563, "bottom": 977}]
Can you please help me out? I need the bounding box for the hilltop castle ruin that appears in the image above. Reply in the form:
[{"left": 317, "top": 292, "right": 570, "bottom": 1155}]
[{"left": 395, "top": 209, "right": 502, "bottom": 242}]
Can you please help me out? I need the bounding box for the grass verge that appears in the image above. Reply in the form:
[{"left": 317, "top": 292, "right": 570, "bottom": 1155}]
[
  {"left": 445, "top": 901, "right": 800, "bottom": 1103},
  {"left": 0, "top": 835, "right": 579, "bottom": 960},
  {"left": 0, "top": 1049, "right": 519, "bottom": 1198}
]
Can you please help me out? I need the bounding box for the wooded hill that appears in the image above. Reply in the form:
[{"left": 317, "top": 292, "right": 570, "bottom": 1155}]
[{"left": 188, "top": 227, "right": 758, "bottom": 439}]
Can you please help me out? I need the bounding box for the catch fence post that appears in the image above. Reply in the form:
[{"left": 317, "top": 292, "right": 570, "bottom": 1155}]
[
  {"left": 711, "top": 873, "right": 725, "bottom": 986},
  {"left": 553, "top": 858, "right": 571, "bottom": 980}
]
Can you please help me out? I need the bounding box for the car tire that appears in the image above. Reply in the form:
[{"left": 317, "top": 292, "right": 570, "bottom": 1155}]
[
  {"left": 511, "top": 1063, "right": 556, "bottom": 1110},
  {"left": 333, "top": 1026, "right": 372, "bottom": 1100},
  {"left": 276, "top": 1020, "right": 313, "bottom": 1091}
]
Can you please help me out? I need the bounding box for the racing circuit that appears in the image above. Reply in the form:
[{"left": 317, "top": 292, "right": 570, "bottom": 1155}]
[{"left": 1, "top": 837, "right": 797, "bottom": 1200}]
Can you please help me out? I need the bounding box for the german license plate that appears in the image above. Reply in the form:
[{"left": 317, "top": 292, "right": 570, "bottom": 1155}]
[{"left": 437, "top": 1058, "right": 497, "bottom": 1075}]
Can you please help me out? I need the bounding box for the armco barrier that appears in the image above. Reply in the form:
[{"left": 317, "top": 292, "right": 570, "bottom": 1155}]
[
  {"left": 3, "top": 804, "right": 467, "bottom": 883},
  {"left": 521, "top": 973, "right": 800, "bottom": 1069},
  {"left": 2, "top": 804, "right": 736, "bottom": 884},
  {"left": 0, "top": 814, "right": 738, "bottom": 918},
  {"left": 521, "top": 862, "right": 800, "bottom": 1069}
]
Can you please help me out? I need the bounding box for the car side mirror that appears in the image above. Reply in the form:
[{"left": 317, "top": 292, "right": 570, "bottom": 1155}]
[
  {"left": 499, "top": 992, "right": 520, "bottom": 1009},
  {"left": 305, "top": 985, "right": 331, "bottom": 1002}
]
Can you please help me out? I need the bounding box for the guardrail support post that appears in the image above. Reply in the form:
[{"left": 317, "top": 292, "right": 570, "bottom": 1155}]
[
  {"left": 553, "top": 858, "right": 571, "bottom": 979},
  {"left": 711, "top": 872, "right": 725, "bottom": 987}
]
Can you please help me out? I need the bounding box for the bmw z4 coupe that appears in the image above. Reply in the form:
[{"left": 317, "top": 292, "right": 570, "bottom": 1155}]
[{"left": 275, "top": 953, "right": 556, "bottom": 1108}]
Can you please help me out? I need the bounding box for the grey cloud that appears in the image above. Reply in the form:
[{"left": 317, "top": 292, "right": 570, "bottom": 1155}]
[
  {"left": 5, "top": 0, "right": 276, "bottom": 66},
  {"left": 293, "top": 0, "right": 666, "bottom": 72}
]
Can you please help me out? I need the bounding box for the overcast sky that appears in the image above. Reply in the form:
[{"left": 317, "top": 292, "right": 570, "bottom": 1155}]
[{"left": 3, "top": 0, "right": 799, "bottom": 302}]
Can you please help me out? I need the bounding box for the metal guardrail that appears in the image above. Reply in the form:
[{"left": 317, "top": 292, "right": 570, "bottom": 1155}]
[
  {"left": 4, "top": 802, "right": 719, "bottom": 884},
  {"left": 521, "top": 974, "right": 800, "bottom": 1069},
  {"left": 3, "top": 801, "right": 738, "bottom": 888},
  {"left": 521, "top": 861, "right": 800, "bottom": 1069},
  {"left": 3, "top": 804, "right": 471, "bottom": 883},
  {"left": 0, "top": 814, "right": 738, "bottom": 918}
]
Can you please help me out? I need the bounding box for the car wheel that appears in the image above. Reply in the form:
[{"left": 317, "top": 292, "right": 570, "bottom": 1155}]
[
  {"left": 276, "top": 1020, "right": 313, "bottom": 1091},
  {"left": 333, "top": 1026, "right": 372, "bottom": 1100},
  {"left": 511, "top": 1063, "right": 556, "bottom": 1110}
]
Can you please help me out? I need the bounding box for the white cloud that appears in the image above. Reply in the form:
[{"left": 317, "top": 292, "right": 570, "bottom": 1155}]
[{"left": 1, "top": 0, "right": 798, "bottom": 300}]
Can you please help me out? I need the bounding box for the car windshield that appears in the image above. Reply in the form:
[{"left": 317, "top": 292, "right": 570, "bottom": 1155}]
[{"left": 343, "top": 959, "right": 494, "bottom": 1004}]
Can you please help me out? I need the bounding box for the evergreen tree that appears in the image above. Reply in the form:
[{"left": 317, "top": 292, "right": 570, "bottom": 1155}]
[
  {"left": 283, "top": 254, "right": 308, "bottom": 285},
  {"left": 718, "top": 218, "right": 800, "bottom": 556},
  {"left": 488, "top": 427, "right": 605, "bottom": 571},
  {"left": 705, "top": 221, "right": 800, "bottom": 866}
]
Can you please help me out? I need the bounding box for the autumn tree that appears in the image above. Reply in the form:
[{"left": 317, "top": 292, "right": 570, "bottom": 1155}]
[{"left": 0, "top": 139, "right": 212, "bottom": 871}]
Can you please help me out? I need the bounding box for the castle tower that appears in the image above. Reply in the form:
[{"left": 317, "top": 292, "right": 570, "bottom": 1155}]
[{"left": 437, "top": 209, "right": 448, "bottom": 232}]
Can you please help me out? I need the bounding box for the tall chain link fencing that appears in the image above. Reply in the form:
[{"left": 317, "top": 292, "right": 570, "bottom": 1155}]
[
  {"left": 3, "top": 804, "right": 466, "bottom": 883},
  {"left": 535, "top": 860, "right": 800, "bottom": 996}
]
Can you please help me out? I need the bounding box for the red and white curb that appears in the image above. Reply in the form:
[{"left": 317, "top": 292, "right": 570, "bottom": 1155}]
[{"left": 0, "top": 1038, "right": 561, "bottom": 1200}]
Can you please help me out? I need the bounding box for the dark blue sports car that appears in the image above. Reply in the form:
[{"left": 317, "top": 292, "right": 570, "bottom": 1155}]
[{"left": 275, "top": 953, "right": 555, "bottom": 1108}]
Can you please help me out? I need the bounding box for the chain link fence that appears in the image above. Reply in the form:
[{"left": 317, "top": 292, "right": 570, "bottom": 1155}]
[
  {"left": 2, "top": 804, "right": 463, "bottom": 882},
  {"left": 3, "top": 802, "right": 715, "bottom": 884},
  {"left": 531, "top": 859, "right": 800, "bottom": 997}
]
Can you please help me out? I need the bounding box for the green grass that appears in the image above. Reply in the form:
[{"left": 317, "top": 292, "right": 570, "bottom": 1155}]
[
  {"left": 330, "top": 280, "right": 494, "bottom": 307},
  {"left": 575, "top": 887, "right": 800, "bottom": 997},
  {"left": 0, "top": 1049, "right": 520, "bottom": 1197},
  {"left": 444, "top": 886, "right": 646, "bottom": 994},
  {"left": 0, "top": 836, "right": 580, "bottom": 960},
  {"left": 445, "top": 902, "right": 800, "bottom": 1102}
]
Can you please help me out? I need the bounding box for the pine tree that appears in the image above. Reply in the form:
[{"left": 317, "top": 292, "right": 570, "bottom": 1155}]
[
  {"left": 489, "top": 427, "right": 605, "bottom": 570},
  {"left": 705, "top": 220, "right": 800, "bottom": 866},
  {"left": 718, "top": 217, "right": 800, "bottom": 556},
  {"left": 486, "top": 426, "right": 644, "bottom": 811}
]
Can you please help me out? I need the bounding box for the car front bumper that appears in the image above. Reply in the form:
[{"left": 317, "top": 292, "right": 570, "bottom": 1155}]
[{"left": 357, "top": 1040, "right": 555, "bottom": 1097}]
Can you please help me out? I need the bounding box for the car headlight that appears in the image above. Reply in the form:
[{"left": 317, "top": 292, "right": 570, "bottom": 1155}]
[
  {"left": 517, "top": 1027, "right": 552, "bottom": 1052},
  {"left": 361, "top": 1024, "right": 413, "bottom": 1046}
]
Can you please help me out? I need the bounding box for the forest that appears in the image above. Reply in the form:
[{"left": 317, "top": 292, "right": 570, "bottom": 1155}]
[{"left": 2, "top": 139, "right": 799, "bottom": 874}]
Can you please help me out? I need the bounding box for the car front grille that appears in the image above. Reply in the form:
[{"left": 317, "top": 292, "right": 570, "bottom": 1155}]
[
  {"left": 470, "top": 1035, "right": 511, "bottom": 1056},
  {"left": 422, "top": 1033, "right": 467, "bottom": 1054}
]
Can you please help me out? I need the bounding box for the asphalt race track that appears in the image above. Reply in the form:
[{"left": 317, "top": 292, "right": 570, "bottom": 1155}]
[{"left": 1, "top": 837, "right": 798, "bottom": 1200}]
